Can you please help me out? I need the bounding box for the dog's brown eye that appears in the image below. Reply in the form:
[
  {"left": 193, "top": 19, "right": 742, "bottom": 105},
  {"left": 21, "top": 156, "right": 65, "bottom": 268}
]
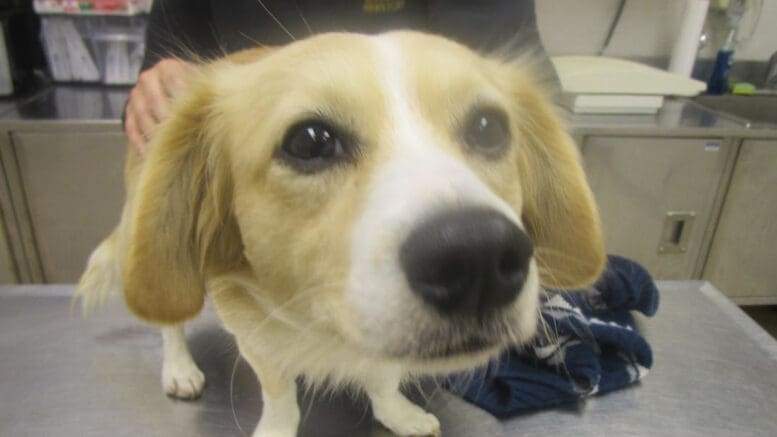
[
  {"left": 463, "top": 108, "right": 510, "bottom": 156},
  {"left": 279, "top": 121, "right": 347, "bottom": 172}
]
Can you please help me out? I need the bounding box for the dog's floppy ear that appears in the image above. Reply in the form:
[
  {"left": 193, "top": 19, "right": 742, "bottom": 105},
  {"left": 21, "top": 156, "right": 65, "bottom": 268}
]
[
  {"left": 123, "top": 78, "right": 243, "bottom": 324},
  {"left": 513, "top": 75, "right": 606, "bottom": 289}
]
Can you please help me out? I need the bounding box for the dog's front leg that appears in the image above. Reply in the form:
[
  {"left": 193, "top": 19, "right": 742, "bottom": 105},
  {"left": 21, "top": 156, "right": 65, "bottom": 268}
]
[
  {"left": 364, "top": 367, "right": 441, "bottom": 437},
  {"left": 239, "top": 343, "right": 300, "bottom": 437},
  {"left": 160, "top": 325, "right": 205, "bottom": 399}
]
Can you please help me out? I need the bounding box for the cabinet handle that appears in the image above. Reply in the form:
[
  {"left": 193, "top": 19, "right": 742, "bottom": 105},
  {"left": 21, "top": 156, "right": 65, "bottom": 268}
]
[{"left": 658, "top": 212, "right": 695, "bottom": 254}]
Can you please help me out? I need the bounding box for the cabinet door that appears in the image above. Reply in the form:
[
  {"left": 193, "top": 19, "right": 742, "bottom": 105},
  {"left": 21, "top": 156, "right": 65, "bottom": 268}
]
[
  {"left": 1, "top": 134, "right": 21, "bottom": 284},
  {"left": 581, "top": 136, "right": 732, "bottom": 279},
  {"left": 703, "top": 140, "right": 777, "bottom": 304},
  {"left": 0, "top": 212, "right": 17, "bottom": 283},
  {"left": 11, "top": 131, "right": 125, "bottom": 283}
]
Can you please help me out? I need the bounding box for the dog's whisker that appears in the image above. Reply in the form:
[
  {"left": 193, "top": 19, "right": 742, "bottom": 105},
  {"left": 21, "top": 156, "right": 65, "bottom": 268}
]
[
  {"left": 255, "top": 0, "right": 296, "bottom": 41},
  {"left": 247, "top": 293, "right": 325, "bottom": 335},
  {"left": 292, "top": 0, "right": 314, "bottom": 36},
  {"left": 299, "top": 383, "right": 318, "bottom": 431},
  {"left": 237, "top": 31, "right": 267, "bottom": 48},
  {"left": 268, "top": 282, "right": 345, "bottom": 318},
  {"left": 534, "top": 245, "right": 597, "bottom": 267},
  {"left": 212, "top": 275, "right": 346, "bottom": 334},
  {"left": 229, "top": 353, "right": 249, "bottom": 437},
  {"left": 418, "top": 377, "right": 445, "bottom": 410},
  {"left": 536, "top": 264, "right": 566, "bottom": 290},
  {"left": 209, "top": 26, "right": 231, "bottom": 60},
  {"left": 536, "top": 287, "right": 563, "bottom": 346},
  {"left": 537, "top": 303, "right": 559, "bottom": 346},
  {"left": 406, "top": 377, "right": 428, "bottom": 406},
  {"left": 355, "top": 389, "right": 372, "bottom": 425}
]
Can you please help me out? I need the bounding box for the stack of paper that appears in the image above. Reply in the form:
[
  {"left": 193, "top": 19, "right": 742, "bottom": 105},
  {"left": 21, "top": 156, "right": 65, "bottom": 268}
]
[{"left": 552, "top": 56, "right": 706, "bottom": 114}]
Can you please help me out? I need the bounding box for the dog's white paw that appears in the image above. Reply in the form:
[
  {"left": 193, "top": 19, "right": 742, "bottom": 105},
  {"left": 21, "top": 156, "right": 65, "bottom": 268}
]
[
  {"left": 161, "top": 357, "right": 205, "bottom": 400},
  {"left": 251, "top": 425, "right": 297, "bottom": 437},
  {"left": 372, "top": 395, "right": 441, "bottom": 437},
  {"left": 251, "top": 395, "right": 300, "bottom": 437}
]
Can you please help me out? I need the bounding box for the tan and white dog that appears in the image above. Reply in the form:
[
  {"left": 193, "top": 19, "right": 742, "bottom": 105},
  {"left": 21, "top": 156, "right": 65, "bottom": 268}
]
[{"left": 77, "top": 31, "right": 605, "bottom": 437}]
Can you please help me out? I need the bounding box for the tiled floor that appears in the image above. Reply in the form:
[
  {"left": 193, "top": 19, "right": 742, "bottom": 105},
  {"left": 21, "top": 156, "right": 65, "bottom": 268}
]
[{"left": 742, "top": 306, "right": 777, "bottom": 340}]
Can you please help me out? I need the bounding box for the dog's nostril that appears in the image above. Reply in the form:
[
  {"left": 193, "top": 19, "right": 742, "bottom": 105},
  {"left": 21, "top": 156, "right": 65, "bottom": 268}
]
[
  {"left": 400, "top": 207, "right": 533, "bottom": 317},
  {"left": 499, "top": 248, "right": 522, "bottom": 277},
  {"left": 414, "top": 251, "right": 474, "bottom": 312}
]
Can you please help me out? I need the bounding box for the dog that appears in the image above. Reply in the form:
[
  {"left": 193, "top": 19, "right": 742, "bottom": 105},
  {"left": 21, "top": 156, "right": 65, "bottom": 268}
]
[{"left": 76, "top": 31, "right": 605, "bottom": 437}]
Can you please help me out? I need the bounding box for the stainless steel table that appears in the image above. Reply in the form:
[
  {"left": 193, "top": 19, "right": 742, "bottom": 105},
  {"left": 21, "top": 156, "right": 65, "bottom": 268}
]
[{"left": 1, "top": 281, "right": 775, "bottom": 436}]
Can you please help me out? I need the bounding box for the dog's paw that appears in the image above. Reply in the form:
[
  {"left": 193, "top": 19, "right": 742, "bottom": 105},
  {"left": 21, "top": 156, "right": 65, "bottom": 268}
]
[
  {"left": 161, "top": 356, "right": 205, "bottom": 400},
  {"left": 251, "top": 427, "right": 297, "bottom": 437},
  {"left": 252, "top": 417, "right": 299, "bottom": 437},
  {"left": 372, "top": 395, "right": 441, "bottom": 437}
]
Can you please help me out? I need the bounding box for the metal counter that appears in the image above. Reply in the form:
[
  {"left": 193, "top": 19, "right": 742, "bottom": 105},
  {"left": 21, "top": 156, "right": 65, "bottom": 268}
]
[
  {"left": 5, "top": 85, "right": 777, "bottom": 140},
  {"left": 1, "top": 281, "right": 775, "bottom": 436},
  {"left": 567, "top": 98, "right": 751, "bottom": 137}
]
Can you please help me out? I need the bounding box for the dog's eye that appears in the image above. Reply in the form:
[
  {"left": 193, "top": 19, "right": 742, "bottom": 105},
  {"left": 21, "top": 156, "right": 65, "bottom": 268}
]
[
  {"left": 463, "top": 108, "right": 510, "bottom": 156},
  {"left": 279, "top": 121, "right": 347, "bottom": 172}
]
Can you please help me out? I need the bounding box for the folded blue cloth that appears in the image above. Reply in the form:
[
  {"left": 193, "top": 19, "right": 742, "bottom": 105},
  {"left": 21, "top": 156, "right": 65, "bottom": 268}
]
[{"left": 447, "top": 255, "right": 660, "bottom": 417}]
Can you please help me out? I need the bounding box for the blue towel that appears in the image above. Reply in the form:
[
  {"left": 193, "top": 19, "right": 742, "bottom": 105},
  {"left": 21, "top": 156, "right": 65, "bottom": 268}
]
[{"left": 447, "top": 255, "right": 659, "bottom": 417}]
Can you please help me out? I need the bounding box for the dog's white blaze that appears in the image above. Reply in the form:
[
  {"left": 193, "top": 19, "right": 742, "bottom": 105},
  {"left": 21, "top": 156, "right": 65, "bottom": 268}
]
[
  {"left": 344, "top": 35, "right": 533, "bottom": 351},
  {"left": 369, "top": 35, "right": 521, "bottom": 222}
]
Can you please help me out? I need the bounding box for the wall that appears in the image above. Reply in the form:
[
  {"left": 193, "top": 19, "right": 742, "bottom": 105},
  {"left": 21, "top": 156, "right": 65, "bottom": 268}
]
[{"left": 536, "top": 0, "right": 777, "bottom": 61}]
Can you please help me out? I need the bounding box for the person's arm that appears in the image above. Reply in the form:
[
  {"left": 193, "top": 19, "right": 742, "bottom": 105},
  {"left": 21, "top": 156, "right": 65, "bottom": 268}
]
[
  {"left": 124, "top": 59, "right": 193, "bottom": 155},
  {"left": 126, "top": 0, "right": 220, "bottom": 156}
]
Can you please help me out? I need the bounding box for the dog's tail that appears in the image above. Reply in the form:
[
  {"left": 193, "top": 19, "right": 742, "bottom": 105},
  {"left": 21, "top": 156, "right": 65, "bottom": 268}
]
[{"left": 73, "top": 232, "right": 122, "bottom": 315}]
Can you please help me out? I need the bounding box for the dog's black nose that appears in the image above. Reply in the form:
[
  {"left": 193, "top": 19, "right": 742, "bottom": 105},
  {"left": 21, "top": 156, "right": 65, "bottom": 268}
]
[{"left": 400, "top": 207, "right": 534, "bottom": 317}]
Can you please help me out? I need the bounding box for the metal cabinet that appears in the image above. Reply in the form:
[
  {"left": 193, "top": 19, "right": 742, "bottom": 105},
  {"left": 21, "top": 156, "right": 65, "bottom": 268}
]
[
  {"left": 1, "top": 147, "right": 17, "bottom": 283},
  {"left": 581, "top": 136, "right": 735, "bottom": 279},
  {"left": 9, "top": 131, "right": 125, "bottom": 283},
  {"left": 703, "top": 139, "right": 777, "bottom": 304},
  {"left": 0, "top": 213, "right": 17, "bottom": 284},
  {"left": 0, "top": 133, "right": 23, "bottom": 284}
]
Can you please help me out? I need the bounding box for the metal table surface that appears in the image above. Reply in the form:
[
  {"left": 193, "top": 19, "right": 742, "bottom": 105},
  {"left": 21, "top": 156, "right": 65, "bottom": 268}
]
[
  {"left": 1, "top": 281, "right": 775, "bottom": 437},
  {"left": 5, "top": 85, "right": 777, "bottom": 140}
]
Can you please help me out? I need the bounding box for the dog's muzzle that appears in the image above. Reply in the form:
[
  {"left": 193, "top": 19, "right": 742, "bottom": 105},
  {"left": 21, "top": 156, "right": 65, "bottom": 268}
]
[{"left": 399, "top": 207, "right": 534, "bottom": 318}]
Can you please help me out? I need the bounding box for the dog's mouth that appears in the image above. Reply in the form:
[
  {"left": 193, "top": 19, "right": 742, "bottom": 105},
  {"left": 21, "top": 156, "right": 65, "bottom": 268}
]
[
  {"left": 420, "top": 335, "right": 501, "bottom": 359},
  {"left": 383, "top": 329, "right": 508, "bottom": 361}
]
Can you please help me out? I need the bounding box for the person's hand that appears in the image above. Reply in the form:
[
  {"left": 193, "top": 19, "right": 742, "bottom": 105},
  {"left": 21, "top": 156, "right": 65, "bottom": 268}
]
[{"left": 125, "top": 59, "right": 194, "bottom": 156}]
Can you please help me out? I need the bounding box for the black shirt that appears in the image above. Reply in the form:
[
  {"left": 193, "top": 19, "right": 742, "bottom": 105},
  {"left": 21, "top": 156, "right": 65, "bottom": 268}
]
[{"left": 142, "top": 0, "right": 556, "bottom": 83}]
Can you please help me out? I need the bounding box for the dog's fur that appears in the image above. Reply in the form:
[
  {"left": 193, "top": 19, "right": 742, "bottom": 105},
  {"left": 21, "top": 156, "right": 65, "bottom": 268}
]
[{"left": 77, "top": 31, "right": 604, "bottom": 437}]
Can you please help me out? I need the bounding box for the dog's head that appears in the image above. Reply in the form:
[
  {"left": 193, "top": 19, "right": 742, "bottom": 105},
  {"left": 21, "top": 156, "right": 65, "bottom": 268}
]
[{"left": 124, "top": 31, "right": 604, "bottom": 369}]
